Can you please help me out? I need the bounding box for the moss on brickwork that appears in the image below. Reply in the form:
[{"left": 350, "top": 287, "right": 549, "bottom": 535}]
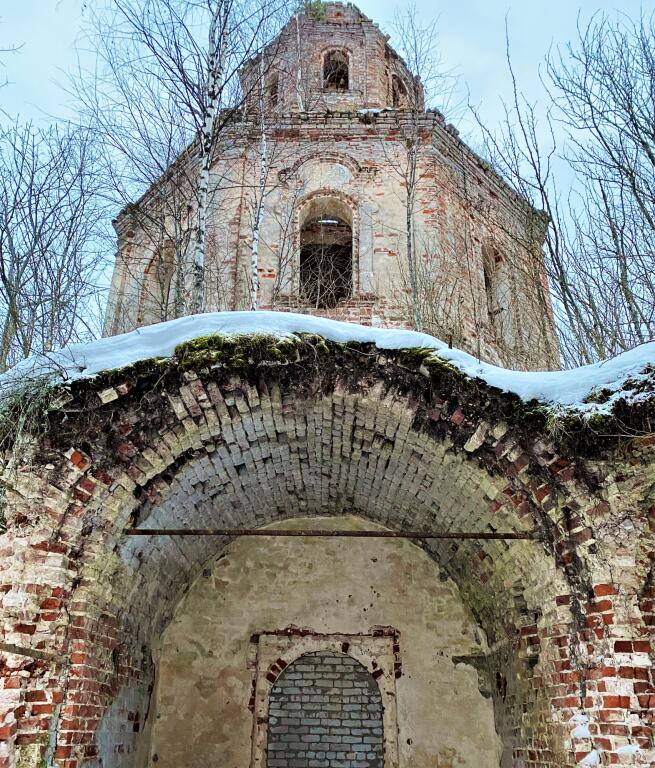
[
  {"left": 0, "top": 375, "right": 61, "bottom": 468},
  {"left": 173, "top": 333, "right": 301, "bottom": 371},
  {"left": 302, "top": 0, "right": 327, "bottom": 21},
  {"left": 16, "top": 741, "right": 47, "bottom": 768},
  {"left": 3, "top": 331, "right": 653, "bottom": 768},
  {"left": 0, "top": 332, "right": 652, "bottom": 464}
]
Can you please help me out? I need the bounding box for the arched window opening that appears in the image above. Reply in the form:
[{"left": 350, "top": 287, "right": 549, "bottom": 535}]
[
  {"left": 323, "top": 49, "right": 349, "bottom": 91},
  {"left": 267, "top": 652, "right": 384, "bottom": 768},
  {"left": 482, "top": 243, "right": 503, "bottom": 337},
  {"left": 299, "top": 197, "right": 353, "bottom": 308},
  {"left": 392, "top": 75, "right": 409, "bottom": 108},
  {"left": 267, "top": 72, "right": 279, "bottom": 107},
  {"left": 138, "top": 241, "right": 175, "bottom": 324}
]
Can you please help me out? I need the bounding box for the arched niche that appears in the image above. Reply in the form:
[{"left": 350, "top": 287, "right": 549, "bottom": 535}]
[
  {"left": 391, "top": 75, "right": 409, "bottom": 109},
  {"left": 5, "top": 337, "right": 645, "bottom": 768},
  {"left": 136, "top": 243, "right": 175, "bottom": 326},
  {"left": 147, "top": 518, "right": 494, "bottom": 768}
]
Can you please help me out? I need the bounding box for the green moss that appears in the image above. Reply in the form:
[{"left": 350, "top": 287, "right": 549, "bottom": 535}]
[
  {"left": 0, "top": 331, "right": 651, "bottom": 461},
  {"left": 302, "top": 0, "right": 326, "bottom": 21},
  {"left": 583, "top": 387, "right": 613, "bottom": 405},
  {"left": 16, "top": 741, "right": 47, "bottom": 768},
  {"left": 174, "top": 333, "right": 299, "bottom": 371},
  {"left": 389, "top": 347, "right": 461, "bottom": 378},
  {"left": 295, "top": 333, "right": 331, "bottom": 355},
  {"left": 0, "top": 375, "right": 57, "bottom": 462},
  {"left": 509, "top": 401, "right": 550, "bottom": 430}
]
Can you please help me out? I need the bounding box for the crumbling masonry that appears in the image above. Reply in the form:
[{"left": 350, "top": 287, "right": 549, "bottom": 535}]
[
  {"left": 1, "top": 3, "right": 654, "bottom": 768},
  {"left": 105, "top": 2, "right": 558, "bottom": 371},
  {"left": 0, "top": 336, "right": 653, "bottom": 767}
]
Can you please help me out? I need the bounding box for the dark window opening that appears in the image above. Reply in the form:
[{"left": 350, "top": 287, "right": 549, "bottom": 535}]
[
  {"left": 300, "top": 215, "right": 352, "bottom": 308},
  {"left": 323, "top": 50, "right": 349, "bottom": 92},
  {"left": 392, "top": 75, "right": 409, "bottom": 108},
  {"left": 267, "top": 73, "right": 279, "bottom": 107}
]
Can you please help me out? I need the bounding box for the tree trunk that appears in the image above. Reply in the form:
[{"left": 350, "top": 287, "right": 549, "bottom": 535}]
[{"left": 189, "top": 1, "right": 229, "bottom": 315}]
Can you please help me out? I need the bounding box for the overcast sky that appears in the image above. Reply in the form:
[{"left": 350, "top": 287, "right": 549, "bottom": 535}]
[{"left": 0, "top": 0, "right": 646, "bottom": 143}]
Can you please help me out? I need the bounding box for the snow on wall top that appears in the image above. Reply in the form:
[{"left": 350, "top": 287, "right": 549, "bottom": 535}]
[{"left": 1, "top": 311, "right": 653, "bottom": 414}]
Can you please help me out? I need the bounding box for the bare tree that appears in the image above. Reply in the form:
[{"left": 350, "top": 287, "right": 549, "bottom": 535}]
[
  {"left": 74, "top": 0, "right": 292, "bottom": 321},
  {"left": 0, "top": 122, "right": 107, "bottom": 371},
  {"left": 246, "top": 20, "right": 279, "bottom": 311},
  {"left": 269, "top": 182, "right": 302, "bottom": 310},
  {"left": 383, "top": 6, "right": 454, "bottom": 332},
  {"left": 473, "top": 11, "right": 655, "bottom": 366},
  {"left": 0, "top": 26, "right": 22, "bottom": 92},
  {"left": 548, "top": 11, "right": 655, "bottom": 359},
  {"left": 396, "top": 231, "right": 467, "bottom": 348},
  {"left": 228, "top": 1, "right": 333, "bottom": 310}
]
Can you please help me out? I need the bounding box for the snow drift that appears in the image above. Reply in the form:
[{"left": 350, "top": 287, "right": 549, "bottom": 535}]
[{"left": 0, "top": 311, "right": 653, "bottom": 414}]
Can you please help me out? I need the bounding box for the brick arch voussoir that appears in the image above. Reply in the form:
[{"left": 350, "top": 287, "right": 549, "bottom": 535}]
[
  {"left": 61, "top": 373, "right": 599, "bottom": 669},
  {"left": 40, "top": 359, "right": 605, "bottom": 617},
  {"left": 5, "top": 347, "right": 647, "bottom": 768},
  {"left": 279, "top": 151, "right": 363, "bottom": 183}
]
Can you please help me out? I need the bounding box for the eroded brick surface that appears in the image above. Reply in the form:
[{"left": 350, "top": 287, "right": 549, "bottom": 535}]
[
  {"left": 0, "top": 341, "right": 653, "bottom": 768},
  {"left": 105, "top": 2, "right": 558, "bottom": 371}
]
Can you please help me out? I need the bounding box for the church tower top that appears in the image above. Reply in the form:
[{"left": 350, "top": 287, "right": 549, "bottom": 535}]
[{"left": 241, "top": 2, "right": 424, "bottom": 112}]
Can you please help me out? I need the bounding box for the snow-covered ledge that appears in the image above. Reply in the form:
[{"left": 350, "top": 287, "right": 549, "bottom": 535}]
[{"left": 1, "top": 311, "right": 654, "bottom": 415}]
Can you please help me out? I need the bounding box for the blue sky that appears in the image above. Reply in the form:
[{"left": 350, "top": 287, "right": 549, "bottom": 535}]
[{"left": 0, "top": 0, "right": 646, "bottom": 141}]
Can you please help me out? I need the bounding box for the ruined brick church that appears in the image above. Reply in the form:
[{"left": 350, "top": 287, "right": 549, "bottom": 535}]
[
  {"left": 104, "top": 2, "right": 557, "bottom": 371},
  {"left": 1, "top": 5, "right": 653, "bottom": 768}
]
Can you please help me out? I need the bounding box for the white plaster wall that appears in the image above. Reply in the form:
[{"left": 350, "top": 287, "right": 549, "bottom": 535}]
[{"left": 147, "top": 517, "right": 502, "bottom": 768}]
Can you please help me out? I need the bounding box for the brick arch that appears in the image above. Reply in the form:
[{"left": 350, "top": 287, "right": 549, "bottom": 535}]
[
  {"left": 294, "top": 188, "right": 360, "bottom": 297},
  {"left": 279, "top": 151, "right": 363, "bottom": 183},
  {"left": 320, "top": 46, "right": 352, "bottom": 90},
  {"left": 1, "top": 338, "right": 653, "bottom": 768}
]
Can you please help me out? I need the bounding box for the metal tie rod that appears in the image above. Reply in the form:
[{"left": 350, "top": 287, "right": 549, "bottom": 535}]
[{"left": 123, "top": 528, "right": 538, "bottom": 540}]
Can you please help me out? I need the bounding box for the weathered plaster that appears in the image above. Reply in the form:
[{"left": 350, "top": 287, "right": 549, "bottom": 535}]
[{"left": 148, "top": 517, "right": 501, "bottom": 768}]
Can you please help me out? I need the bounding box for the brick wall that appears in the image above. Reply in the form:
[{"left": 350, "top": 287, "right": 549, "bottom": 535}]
[
  {"left": 1, "top": 338, "right": 653, "bottom": 767},
  {"left": 268, "top": 652, "right": 384, "bottom": 768},
  {"left": 106, "top": 9, "right": 558, "bottom": 371},
  {"left": 239, "top": 3, "right": 418, "bottom": 113}
]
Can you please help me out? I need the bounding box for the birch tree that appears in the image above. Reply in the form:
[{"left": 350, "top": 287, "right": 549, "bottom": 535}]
[
  {"left": 240, "top": 1, "right": 325, "bottom": 310},
  {"left": 384, "top": 7, "right": 454, "bottom": 332},
  {"left": 75, "top": 0, "right": 292, "bottom": 318},
  {"left": 474, "top": 11, "right": 655, "bottom": 365},
  {"left": 248, "top": 47, "right": 271, "bottom": 310}
]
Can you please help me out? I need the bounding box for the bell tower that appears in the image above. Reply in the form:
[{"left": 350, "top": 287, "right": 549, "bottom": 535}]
[
  {"left": 106, "top": 2, "right": 558, "bottom": 371},
  {"left": 240, "top": 2, "right": 423, "bottom": 113}
]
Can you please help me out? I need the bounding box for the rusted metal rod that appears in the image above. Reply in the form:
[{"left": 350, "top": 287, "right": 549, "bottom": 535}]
[{"left": 123, "top": 528, "right": 538, "bottom": 540}]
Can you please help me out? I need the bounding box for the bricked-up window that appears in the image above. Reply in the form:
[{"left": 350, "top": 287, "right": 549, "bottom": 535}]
[
  {"left": 323, "top": 50, "right": 349, "bottom": 91},
  {"left": 267, "top": 652, "right": 384, "bottom": 768}
]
